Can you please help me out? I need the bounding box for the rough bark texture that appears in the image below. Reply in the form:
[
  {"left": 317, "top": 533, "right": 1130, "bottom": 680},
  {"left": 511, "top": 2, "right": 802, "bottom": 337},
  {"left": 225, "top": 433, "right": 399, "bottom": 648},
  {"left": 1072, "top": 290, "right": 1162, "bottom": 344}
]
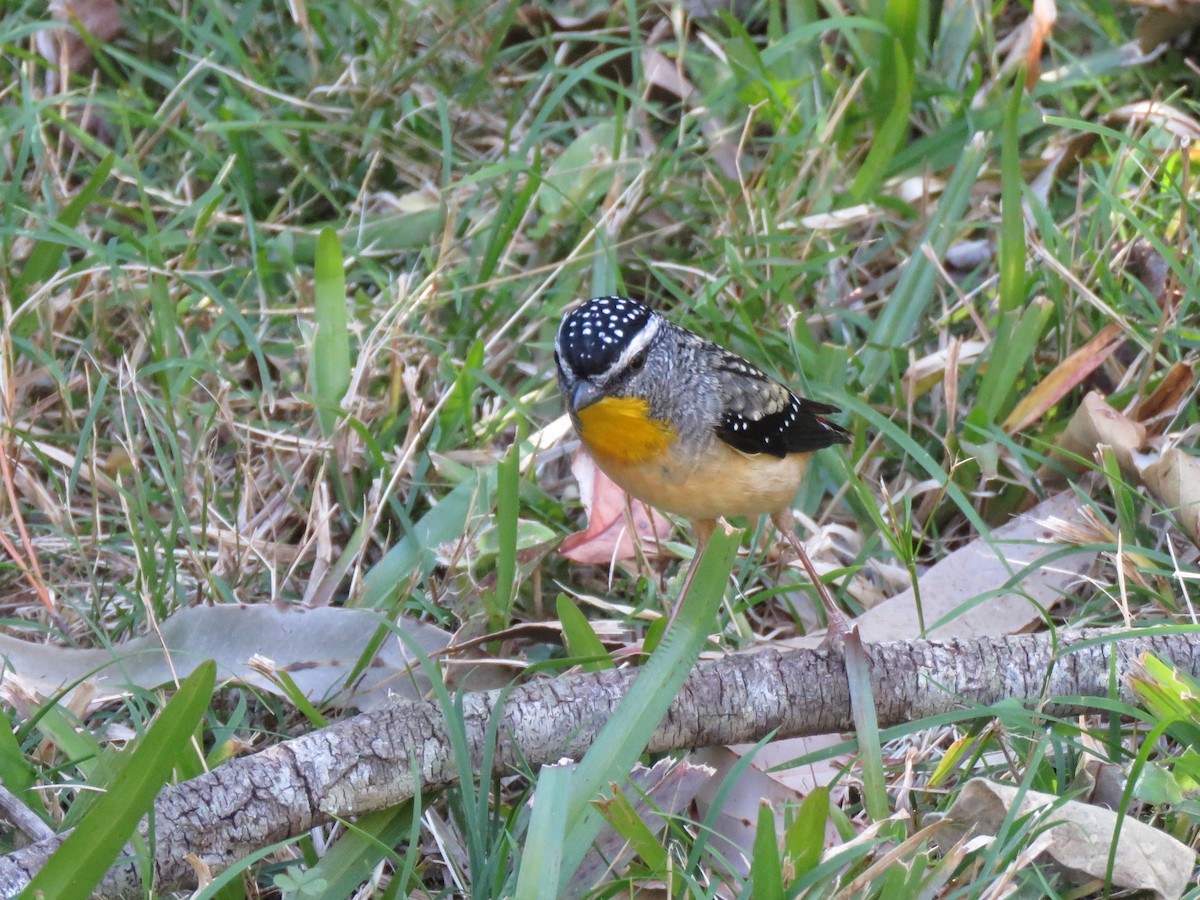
[{"left": 0, "top": 629, "right": 1191, "bottom": 897}]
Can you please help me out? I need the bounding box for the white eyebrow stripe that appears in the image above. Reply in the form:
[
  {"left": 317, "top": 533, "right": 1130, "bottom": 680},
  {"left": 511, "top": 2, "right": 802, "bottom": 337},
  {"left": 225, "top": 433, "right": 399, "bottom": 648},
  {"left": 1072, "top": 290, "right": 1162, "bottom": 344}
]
[{"left": 607, "top": 315, "right": 660, "bottom": 379}]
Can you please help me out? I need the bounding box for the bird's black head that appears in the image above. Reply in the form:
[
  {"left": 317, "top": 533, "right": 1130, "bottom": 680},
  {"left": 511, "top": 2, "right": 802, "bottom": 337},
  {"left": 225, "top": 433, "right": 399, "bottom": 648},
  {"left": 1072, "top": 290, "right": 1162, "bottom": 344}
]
[{"left": 554, "top": 296, "right": 655, "bottom": 381}]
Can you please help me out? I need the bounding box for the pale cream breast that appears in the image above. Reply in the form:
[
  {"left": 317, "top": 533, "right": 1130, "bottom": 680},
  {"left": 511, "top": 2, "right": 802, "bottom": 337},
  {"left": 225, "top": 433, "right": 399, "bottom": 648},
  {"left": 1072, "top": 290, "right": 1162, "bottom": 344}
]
[{"left": 586, "top": 438, "right": 810, "bottom": 520}]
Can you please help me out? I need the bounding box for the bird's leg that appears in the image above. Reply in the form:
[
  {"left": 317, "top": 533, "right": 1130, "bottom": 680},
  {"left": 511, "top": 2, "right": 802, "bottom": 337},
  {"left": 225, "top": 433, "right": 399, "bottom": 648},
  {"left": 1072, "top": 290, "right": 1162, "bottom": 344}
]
[
  {"left": 665, "top": 518, "right": 716, "bottom": 629},
  {"left": 771, "top": 510, "right": 850, "bottom": 643}
]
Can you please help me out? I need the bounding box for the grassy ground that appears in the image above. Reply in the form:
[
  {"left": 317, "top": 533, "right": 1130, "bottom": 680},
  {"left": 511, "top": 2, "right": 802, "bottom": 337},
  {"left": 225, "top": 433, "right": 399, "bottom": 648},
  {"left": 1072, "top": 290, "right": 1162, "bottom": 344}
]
[{"left": 2, "top": 0, "right": 1199, "bottom": 895}]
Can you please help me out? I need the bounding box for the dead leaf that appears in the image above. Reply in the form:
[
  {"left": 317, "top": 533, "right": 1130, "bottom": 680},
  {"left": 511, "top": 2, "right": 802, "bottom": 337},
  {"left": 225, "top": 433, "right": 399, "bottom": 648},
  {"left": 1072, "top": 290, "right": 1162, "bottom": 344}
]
[
  {"left": 559, "top": 451, "right": 674, "bottom": 564},
  {"left": 689, "top": 743, "right": 841, "bottom": 882},
  {"left": 566, "top": 757, "right": 714, "bottom": 899},
  {"left": 1071, "top": 722, "right": 1128, "bottom": 811},
  {"left": 1132, "top": 0, "right": 1200, "bottom": 52},
  {"left": 1032, "top": 99, "right": 1200, "bottom": 205},
  {"left": 1106, "top": 100, "right": 1200, "bottom": 142},
  {"left": 36, "top": 0, "right": 124, "bottom": 76},
  {"left": 1134, "top": 363, "right": 1195, "bottom": 431},
  {"left": 1043, "top": 390, "right": 1147, "bottom": 481},
  {"left": 641, "top": 48, "right": 691, "bottom": 102},
  {"left": 1003, "top": 324, "right": 1125, "bottom": 433},
  {"left": 797, "top": 205, "right": 878, "bottom": 230},
  {"left": 0, "top": 604, "right": 449, "bottom": 712},
  {"left": 1026, "top": 0, "right": 1058, "bottom": 89},
  {"left": 1141, "top": 448, "right": 1200, "bottom": 547},
  {"left": 1124, "top": 238, "right": 1171, "bottom": 306},
  {"left": 930, "top": 779, "right": 1194, "bottom": 899},
  {"left": 784, "top": 491, "right": 1099, "bottom": 645}
]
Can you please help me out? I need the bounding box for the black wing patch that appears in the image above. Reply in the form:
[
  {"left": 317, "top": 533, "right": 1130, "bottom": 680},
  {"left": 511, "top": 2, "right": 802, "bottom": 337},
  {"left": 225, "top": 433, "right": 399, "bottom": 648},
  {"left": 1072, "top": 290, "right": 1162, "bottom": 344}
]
[{"left": 713, "top": 352, "right": 851, "bottom": 458}]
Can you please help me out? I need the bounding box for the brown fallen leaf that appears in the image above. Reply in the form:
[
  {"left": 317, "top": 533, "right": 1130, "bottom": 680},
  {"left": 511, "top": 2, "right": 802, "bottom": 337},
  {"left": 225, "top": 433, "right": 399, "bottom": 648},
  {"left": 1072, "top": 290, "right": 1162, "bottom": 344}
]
[
  {"left": 36, "top": 0, "right": 124, "bottom": 77},
  {"left": 1141, "top": 448, "right": 1200, "bottom": 547},
  {"left": 930, "top": 779, "right": 1193, "bottom": 899},
  {"left": 1124, "top": 238, "right": 1171, "bottom": 306},
  {"left": 559, "top": 451, "right": 675, "bottom": 564},
  {"left": 784, "top": 491, "right": 1098, "bottom": 646},
  {"left": 1003, "top": 324, "right": 1125, "bottom": 434},
  {"left": 690, "top": 738, "right": 847, "bottom": 882},
  {"left": 1042, "top": 390, "right": 1147, "bottom": 482},
  {"left": 1134, "top": 363, "right": 1195, "bottom": 431},
  {"left": 1032, "top": 100, "right": 1200, "bottom": 204},
  {"left": 1131, "top": 0, "right": 1200, "bottom": 53},
  {"left": 1106, "top": 100, "right": 1200, "bottom": 142},
  {"left": 571, "top": 757, "right": 714, "bottom": 897},
  {"left": 1071, "top": 721, "right": 1129, "bottom": 811}
]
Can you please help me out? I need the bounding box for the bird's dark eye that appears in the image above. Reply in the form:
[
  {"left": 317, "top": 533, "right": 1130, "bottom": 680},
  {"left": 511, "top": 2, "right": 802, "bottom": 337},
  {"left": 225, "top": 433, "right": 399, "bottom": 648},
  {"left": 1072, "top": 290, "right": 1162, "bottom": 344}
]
[{"left": 628, "top": 349, "right": 647, "bottom": 373}]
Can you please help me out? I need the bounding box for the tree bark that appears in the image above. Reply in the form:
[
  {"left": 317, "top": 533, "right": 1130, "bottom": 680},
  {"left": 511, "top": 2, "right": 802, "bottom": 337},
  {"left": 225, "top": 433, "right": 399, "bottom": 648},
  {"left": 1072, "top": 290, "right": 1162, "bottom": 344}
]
[{"left": 0, "top": 629, "right": 1191, "bottom": 897}]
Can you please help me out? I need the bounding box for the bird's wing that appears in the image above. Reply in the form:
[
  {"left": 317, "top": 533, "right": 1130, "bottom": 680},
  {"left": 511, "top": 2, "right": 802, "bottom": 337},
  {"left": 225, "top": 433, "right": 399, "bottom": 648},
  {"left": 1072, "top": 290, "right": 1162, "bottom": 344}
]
[{"left": 712, "top": 351, "right": 851, "bottom": 458}]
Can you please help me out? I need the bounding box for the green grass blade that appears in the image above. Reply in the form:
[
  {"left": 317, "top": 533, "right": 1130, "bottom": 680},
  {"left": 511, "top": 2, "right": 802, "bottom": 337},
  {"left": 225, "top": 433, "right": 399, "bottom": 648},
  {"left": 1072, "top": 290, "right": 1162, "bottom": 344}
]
[
  {"left": 859, "top": 135, "right": 987, "bottom": 386},
  {"left": 358, "top": 469, "right": 494, "bottom": 608},
  {"left": 844, "top": 632, "right": 888, "bottom": 823},
  {"left": 514, "top": 763, "right": 573, "bottom": 900},
  {"left": 998, "top": 75, "right": 1027, "bottom": 314},
  {"left": 783, "top": 785, "right": 829, "bottom": 878},
  {"left": 594, "top": 784, "right": 668, "bottom": 872},
  {"left": 313, "top": 226, "right": 351, "bottom": 438},
  {"left": 0, "top": 708, "right": 37, "bottom": 812},
  {"left": 557, "top": 595, "right": 614, "bottom": 672},
  {"left": 485, "top": 436, "right": 521, "bottom": 629},
  {"left": 300, "top": 805, "right": 414, "bottom": 899},
  {"left": 14, "top": 153, "right": 115, "bottom": 302},
  {"left": 557, "top": 525, "right": 740, "bottom": 892},
  {"left": 23, "top": 661, "right": 216, "bottom": 900},
  {"left": 972, "top": 298, "right": 1052, "bottom": 425},
  {"left": 847, "top": 38, "right": 912, "bottom": 202},
  {"left": 750, "top": 800, "right": 784, "bottom": 900}
]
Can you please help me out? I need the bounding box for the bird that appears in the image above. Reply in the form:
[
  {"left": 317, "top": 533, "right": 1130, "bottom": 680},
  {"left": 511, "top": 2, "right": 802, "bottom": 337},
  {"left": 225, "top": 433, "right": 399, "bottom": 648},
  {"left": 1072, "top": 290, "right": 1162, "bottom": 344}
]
[{"left": 554, "top": 295, "right": 852, "bottom": 627}]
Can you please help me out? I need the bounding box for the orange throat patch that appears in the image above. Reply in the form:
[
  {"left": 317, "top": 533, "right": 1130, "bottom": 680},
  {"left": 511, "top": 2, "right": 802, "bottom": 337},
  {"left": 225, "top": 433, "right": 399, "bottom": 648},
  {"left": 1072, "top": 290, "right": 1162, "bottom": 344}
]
[{"left": 576, "top": 396, "right": 676, "bottom": 464}]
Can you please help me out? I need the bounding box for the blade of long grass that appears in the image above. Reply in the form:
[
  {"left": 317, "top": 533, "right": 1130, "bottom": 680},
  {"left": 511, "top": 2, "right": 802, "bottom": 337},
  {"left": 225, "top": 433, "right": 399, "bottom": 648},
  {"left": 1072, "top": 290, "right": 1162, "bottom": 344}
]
[
  {"left": 514, "top": 763, "right": 573, "bottom": 900},
  {"left": 859, "top": 134, "right": 987, "bottom": 386},
  {"left": 557, "top": 595, "right": 614, "bottom": 671},
  {"left": 300, "top": 804, "right": 415, "bottom": 899},
  {"left": 23, "top": 661, "right": 216, "bottom": 900},
  {"left": 999, "top": 74, "right": 1027, "bottom": 314},
  {"left": 750, "top": 800, "right": 784, "bottom": 900},
  {"left": 783, "top": 785, "right": 829, "bottom": 878},
  {"left": 847, "top": 38, "right": 912, "bottom": 202},
  {"left": 14, "top": 153, "right": 115, "bottom": 303},
  {"left": 313, "top": 226, "right": 351, "bottom": 438},
  {"left": 358, "top": 469, "right": 494, "bottom": 607},
  {"left": 557, "top": 524, "right": 740, "bottom": 893},
  {"left": 485, "top": 435, "right": 520, "bottom": 629},
  {"left": 972, "top": 297, "right": 1052, "bottom": 425},
  {"left": 843, "top": 630, "right": 888, "bottom": 823}
]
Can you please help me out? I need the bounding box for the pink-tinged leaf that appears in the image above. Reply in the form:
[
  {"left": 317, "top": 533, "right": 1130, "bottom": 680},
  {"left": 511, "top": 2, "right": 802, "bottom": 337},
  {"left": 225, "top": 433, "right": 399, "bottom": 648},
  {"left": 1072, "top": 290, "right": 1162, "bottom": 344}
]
[
  {"left": 559, "top": 452, "right": 674, "bottom": 564},
  {"left": 1003, "top": 323, "right": 1124, "bottom": 434}
]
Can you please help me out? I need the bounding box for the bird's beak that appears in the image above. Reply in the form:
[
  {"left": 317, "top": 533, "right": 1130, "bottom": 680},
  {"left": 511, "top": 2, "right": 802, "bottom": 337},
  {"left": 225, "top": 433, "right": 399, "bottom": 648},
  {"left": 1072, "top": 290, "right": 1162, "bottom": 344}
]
[{"left": 571, "top": 381, "right": 604, "bottom": 413}]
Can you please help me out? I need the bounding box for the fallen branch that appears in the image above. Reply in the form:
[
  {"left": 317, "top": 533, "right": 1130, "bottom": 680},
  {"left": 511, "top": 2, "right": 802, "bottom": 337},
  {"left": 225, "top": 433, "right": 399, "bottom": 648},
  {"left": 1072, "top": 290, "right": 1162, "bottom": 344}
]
[{"left": 0, "top": 628, "right": 1192, "bottom": 896}]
